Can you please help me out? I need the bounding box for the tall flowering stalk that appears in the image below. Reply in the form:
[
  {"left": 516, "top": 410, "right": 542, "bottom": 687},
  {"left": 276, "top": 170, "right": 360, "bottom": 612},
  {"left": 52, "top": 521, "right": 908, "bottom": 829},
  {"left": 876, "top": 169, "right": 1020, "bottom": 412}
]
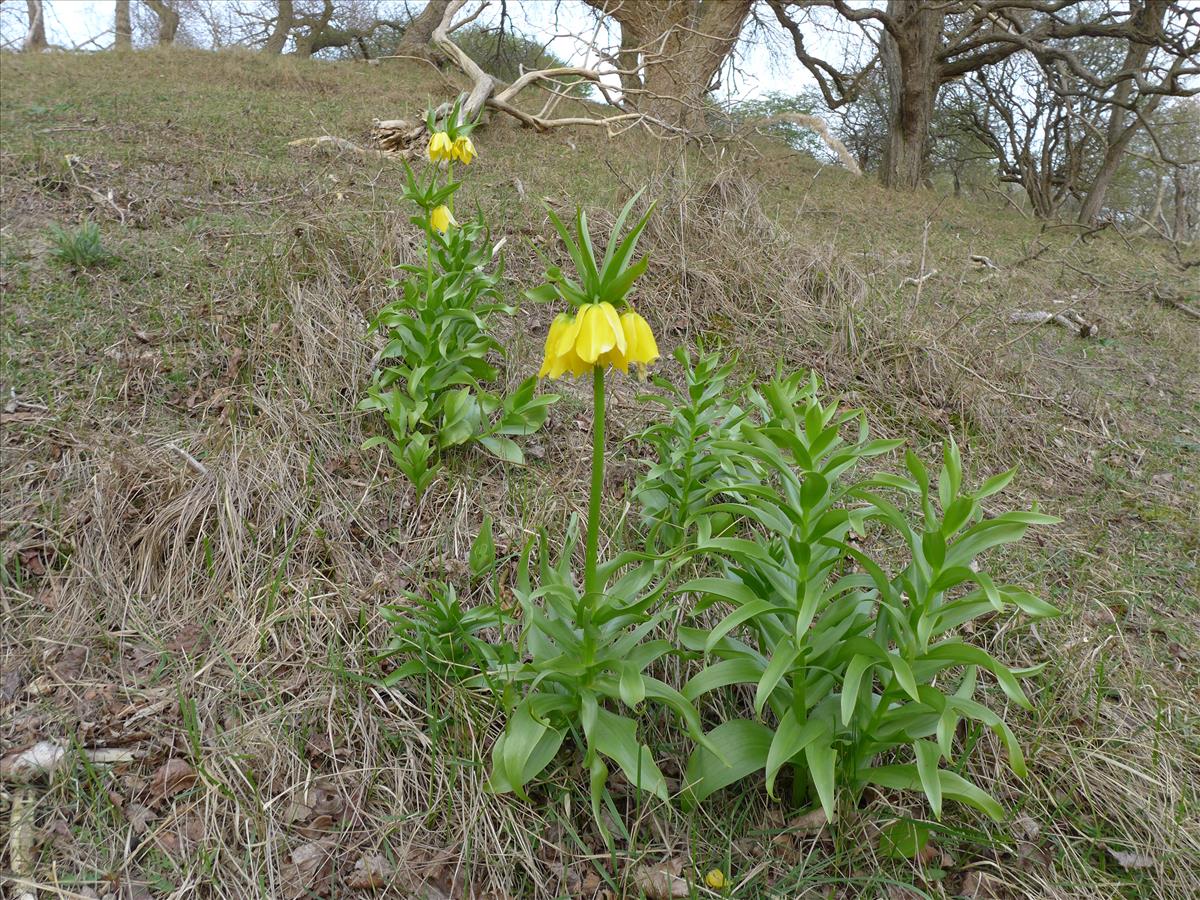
[
  {"left": 532, "top": 194, "right": 660, "bottom": 616},
  {"left": 541, "top": 306, "right": 659, "bottom": 623},
  {"left": 487, "top": 194, "right": 711, "bottom": 839},
  {"left": 359, "top": 98, "right": 555, "bottom": 492}
]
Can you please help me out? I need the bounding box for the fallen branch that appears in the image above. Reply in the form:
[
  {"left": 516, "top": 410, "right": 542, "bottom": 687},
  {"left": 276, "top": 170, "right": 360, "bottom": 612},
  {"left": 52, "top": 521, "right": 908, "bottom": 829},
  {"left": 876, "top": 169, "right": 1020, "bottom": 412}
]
[
  {"left": 64, "top": 155, "right": 128, "bottom": 224},
  {"left": 1153, "top": 292, "right": 1200, "bottom": 320},
  {"left": 6, "top": 787, "right": 37, "bottom": 900},
  {"left": 1007, "top": 309, "right": 1098, "bottom": 337},
  {"left": 328, "top": 0, "right": 693, "bottom": 158},
  {"left": 902, "top": 269, "right": 939, "bottom": 286},
  {"left": 287, "top": 135, "right": 392, "bottom": 159},
  {"left": 970, "top": 254, "right": 1000, "bottom": 270},
  {"left": 165, "top": 441, "right": 210, "bottom": 477},
  {"left": 1, "top": 742, "right": 137, "bottom": 782}
]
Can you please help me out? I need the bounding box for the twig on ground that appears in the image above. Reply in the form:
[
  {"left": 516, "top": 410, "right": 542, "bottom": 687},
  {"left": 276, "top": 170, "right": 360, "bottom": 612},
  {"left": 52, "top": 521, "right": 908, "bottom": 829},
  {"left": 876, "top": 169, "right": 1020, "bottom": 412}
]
[
  {"left": 6, "top": 787, "right": 37, "bottom": 900},
  {"left": 287, "top": 135, "right": 393, "bottom": 159},
  {"left": 902, "top": 269, "right": 938, "bottom": 287},
  {"left": 1152, "top": 291, "right": 1200, "bottom": 320},
  {"left": 165, "top": 442, "right": 209, "bottom": 477},
  {"left": 944, "top": 354, "right": 1057, "bottom": 403},
  {"left": 64, "top": 156, "right": 128, "bottom": 224},
  {"left": 1007, "top": 309, "right": 1099, "bottom": 337}
]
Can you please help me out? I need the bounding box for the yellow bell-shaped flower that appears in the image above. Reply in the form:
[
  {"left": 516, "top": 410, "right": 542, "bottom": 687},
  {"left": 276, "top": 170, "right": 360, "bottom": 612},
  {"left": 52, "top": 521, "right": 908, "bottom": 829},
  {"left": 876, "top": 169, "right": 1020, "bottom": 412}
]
[
  {"left": 451, "top": 135, "right": 476, "bottom": 165},
  {"left": 704, "top": 869, "right": 728, "bottom": 890},
  {"left": 600, "top": 310, "right": 659, "bottom": 374},
  {"left": 539, "top": 305, "right": 660, "bottom": 380},
  {"left": 538, "top": 313, "right": 585, "bottom": 379},
  {"left": 430, "top": 204, "right": 457, "bottom": 234},
  {"left": 427, "top": 131, "right": 453, "bottom": 162},
  {"left": 570, "top": 303, "right": 626, "bottom": 364}
]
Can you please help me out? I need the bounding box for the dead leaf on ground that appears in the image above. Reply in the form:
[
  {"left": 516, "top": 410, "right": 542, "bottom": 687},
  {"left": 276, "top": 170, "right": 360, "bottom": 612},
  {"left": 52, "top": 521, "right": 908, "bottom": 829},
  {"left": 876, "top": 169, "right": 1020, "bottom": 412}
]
[
  {"left": 281, "top": 840, "right": 336, "bottom": 900},
  {"left": 2, "top": 667, "right": 25, "bottom": 703},
  {"left": 916, "top": 839, "right": 942, "bottom": 866},
  {"left": 35, "top": 581, "right": 62, "bottom": 609},
  {"left": 50, "top": 644, "right": 89, "bottom": 682},
  {"left": 18, "top": 547, "right": 47, "bottom": 575},
  {"left": 566, "top": 866, "right": 603, "bottom": 898},
  {"left": 147, "top": 758, "right": 197, "bottom": 804},
  {"left": 790, "top": 808, "right": 829, "bottom": 834},
  {"left": 153, "top": 813, "right": 205, "bottom": 857},
  {"left": 1014, "top": 839, "right": 1051, "bottom": 870},
  {"left": 222, "top": 346, "right": 246, "bottom": 383},
  {"left": 631, "top": 858, "right": 689, "bottom": 899},
  {"left": 166, "top": 623, "right": 209, "bottom": 654},
  {"left": 766, "top": 807, "right": 831, "bottom": 864},
  {"left": 1083, "top": 605, "right": 1117, "bottom": 627},
  {"left": 126, "top": 645, "right": 162, "bottom": 677},
  {"left": 305, "top": 733, "right": 335, "bottom": 760},
  {"left": 124, "top": 803, "right": 156, "bottom": 834},
  {"left": 296, "top": 813, "right": 337, "bottom": 838},
  {"left": 309, "top": 786, "right": 344, "bottom": 817},
  {"left": 958, "top": 869, "right": 1010, "bottom": 899},
  {"left": 346, "top": 853, "right": 394, "bottom": 890},
  {"left": 1012, "top": 815, "right": 1040, "bottom": 840},
  {"left": 1106, "top": 847, "right": 1155, "bottom": 869},
  {"left": 41, "top": 817, "right": 74, "bottom": 849},
  {"left": 286, "top": 784, "right": 344, "bottom": 826}
]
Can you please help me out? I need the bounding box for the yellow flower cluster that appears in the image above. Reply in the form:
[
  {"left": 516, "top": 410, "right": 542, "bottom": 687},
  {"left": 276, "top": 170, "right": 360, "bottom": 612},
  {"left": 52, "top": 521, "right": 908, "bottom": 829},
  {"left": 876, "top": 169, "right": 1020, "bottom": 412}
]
[
  {"left": 427, "top": 131, "right": 476, "bottom": 165},
  {"left": 538, "top": 303, "right": 659, "bottom": 379}
]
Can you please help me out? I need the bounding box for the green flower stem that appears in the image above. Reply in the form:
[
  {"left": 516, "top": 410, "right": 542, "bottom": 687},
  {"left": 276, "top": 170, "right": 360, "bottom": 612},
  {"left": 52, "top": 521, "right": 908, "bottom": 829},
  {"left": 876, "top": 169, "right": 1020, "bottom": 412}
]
[
  {"left": 584, "top": 364, "right": 605, "bottom": 613},
  {"left": 426, "top": 227, "right": 434, "bottom": 294}
]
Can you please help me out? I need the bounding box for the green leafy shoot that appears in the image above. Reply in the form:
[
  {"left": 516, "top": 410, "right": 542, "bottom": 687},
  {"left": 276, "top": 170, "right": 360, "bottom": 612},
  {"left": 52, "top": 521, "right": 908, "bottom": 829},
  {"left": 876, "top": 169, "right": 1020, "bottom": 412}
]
[
  {"left": 527, "top": 190, "right": 656, "bottom": 310},
  {"left": 638, "top": 361, "right": 1059, "bottom": 823},
  {"left": 376, "top": 582, "right": 516, "bottom": 688},
  {"left": 47, "top": 221, "right": 113, "bottom": 268},
  {"left": 485, "top": 522, "right": 712, "bottom": 844}
]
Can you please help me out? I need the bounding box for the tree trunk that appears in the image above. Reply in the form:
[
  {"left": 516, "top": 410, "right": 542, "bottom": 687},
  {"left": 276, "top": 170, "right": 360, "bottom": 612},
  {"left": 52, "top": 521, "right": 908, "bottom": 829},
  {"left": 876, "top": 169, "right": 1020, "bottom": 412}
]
[
  {"left": 397, "top": 0, "right": 449, "bottom": 57},
  {"left": 1076, "top": 1, "right": 1162, "bottom": 224},
  {"left": 115, "top": 0, "right": 133, "bottom": 50},
  {"left": 1077, "top": 135, "right": 1131, "bottom": 224},
  {"left": 1172, "top": 169, "right": 1189, "bottom": 242},
  {"left": 144, "top": 0, "right": 180, "bottom": 45},
  {"left": 264, "top": 0, "right": 293, "bottom": 55},
  {"left": 292, "top": 0, "right": 334, "bottom": 58},
  {"left": 617, "top": 23, "right": 642, "bottom": 101},
  {"left": 1021, "top": 159, "right": 1059, "bottom": 219},
  {"left": 1076, "top": 96, "right": 1162, "bottom": 225},
  {"left": 880, "top": 1, "right": 942, "bottom": 190},
  {"left": 23, "top": 0, "right": 48, "bottom": 51},
  {"left": 587, "top": 0, "right": 751, "bottom": 132}
]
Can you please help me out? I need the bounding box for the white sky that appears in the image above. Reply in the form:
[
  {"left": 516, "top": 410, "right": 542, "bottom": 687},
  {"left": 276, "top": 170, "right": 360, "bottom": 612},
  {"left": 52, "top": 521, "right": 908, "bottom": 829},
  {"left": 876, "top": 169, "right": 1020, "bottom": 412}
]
[{"left": 1, "top": 0, "right": 828, "bottom": 102}]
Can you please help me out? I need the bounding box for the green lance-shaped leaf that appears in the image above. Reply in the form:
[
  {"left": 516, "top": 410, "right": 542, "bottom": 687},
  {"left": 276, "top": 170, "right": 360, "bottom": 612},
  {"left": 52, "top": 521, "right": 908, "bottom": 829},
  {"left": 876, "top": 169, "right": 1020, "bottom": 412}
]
[{"left": 684, "top": 719, "right": 773, "bottom": 806}]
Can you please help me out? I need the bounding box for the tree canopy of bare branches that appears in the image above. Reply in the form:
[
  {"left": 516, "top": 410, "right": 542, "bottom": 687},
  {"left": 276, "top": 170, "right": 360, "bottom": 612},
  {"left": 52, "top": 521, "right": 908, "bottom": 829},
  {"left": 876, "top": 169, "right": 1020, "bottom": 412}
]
[{"left": 771, "top": 1, "right": 1200, "bottom": 191}]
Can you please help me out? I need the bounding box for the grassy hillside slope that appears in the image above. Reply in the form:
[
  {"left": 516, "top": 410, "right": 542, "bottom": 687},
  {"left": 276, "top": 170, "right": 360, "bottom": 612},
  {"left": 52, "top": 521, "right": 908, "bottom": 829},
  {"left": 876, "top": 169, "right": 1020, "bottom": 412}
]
[{"left": 2, "top": 49, "right": 1198, "bottom": 899}]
